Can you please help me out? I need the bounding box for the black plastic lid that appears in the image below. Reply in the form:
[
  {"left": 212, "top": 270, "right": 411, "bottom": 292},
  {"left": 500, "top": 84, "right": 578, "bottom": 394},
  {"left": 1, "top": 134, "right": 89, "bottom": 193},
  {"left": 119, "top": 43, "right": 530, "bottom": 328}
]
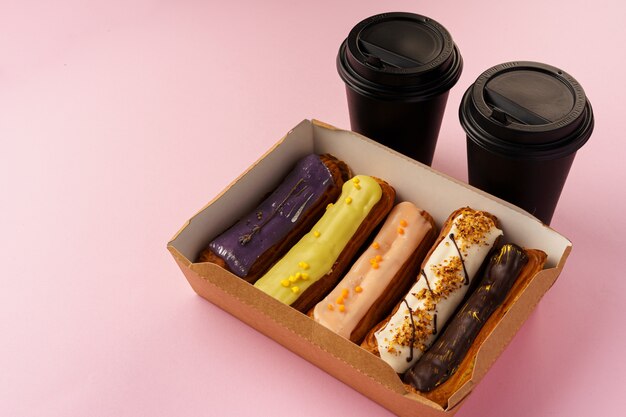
[
  {"left": 337, "top": 12, "right": 463, "bottom": 100},
  {"left": 460, "top": 61, "right": 594, "bottom": 159}
]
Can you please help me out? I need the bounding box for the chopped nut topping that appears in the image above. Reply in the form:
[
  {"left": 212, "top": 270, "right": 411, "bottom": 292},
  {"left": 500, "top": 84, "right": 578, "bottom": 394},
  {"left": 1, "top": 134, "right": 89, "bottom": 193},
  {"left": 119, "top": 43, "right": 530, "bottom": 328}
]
[
  {"left": 389, "top": 309, "right": 433, "bottom": 350},
  {"left": 454, "top": 209, "right": 495, "bottom": 252}
]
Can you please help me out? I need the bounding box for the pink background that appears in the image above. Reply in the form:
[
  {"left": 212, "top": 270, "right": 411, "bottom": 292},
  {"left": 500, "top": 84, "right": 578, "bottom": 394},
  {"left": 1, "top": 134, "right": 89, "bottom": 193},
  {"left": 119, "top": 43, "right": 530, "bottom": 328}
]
[{"left": 2, "top": 1, "right": 625, "bottom": 416}]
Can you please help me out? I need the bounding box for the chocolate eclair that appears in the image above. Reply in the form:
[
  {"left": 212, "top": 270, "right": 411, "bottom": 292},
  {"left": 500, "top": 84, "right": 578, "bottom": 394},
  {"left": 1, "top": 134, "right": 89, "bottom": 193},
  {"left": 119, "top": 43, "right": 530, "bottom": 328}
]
[
  {"left": 403, "top": 244, "right": 547, "bottom": 405},
  {"left": 197, "top": 154, "right": 350, "bottom": 283}
]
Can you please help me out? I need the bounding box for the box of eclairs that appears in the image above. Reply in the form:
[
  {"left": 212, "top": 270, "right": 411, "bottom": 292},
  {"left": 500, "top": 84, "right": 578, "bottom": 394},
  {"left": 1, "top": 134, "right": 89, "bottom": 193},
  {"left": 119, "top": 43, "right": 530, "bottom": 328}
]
[{"left": 167, "top": 119, "right": 571, "bottom": 416}]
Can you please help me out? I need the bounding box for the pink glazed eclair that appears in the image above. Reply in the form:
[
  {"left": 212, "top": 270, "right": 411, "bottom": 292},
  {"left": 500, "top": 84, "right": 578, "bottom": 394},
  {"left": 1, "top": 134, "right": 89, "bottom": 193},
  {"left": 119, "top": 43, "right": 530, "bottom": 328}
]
[{"left": 311, "top": 202, "right": 437, "bottom": 343}]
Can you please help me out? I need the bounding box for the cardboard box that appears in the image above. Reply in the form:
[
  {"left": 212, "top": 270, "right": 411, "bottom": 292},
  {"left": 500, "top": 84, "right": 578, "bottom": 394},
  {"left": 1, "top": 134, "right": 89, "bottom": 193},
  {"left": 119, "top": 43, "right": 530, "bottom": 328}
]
[{"left": 167, "top": 120, "right": 571, "bottom": 416}]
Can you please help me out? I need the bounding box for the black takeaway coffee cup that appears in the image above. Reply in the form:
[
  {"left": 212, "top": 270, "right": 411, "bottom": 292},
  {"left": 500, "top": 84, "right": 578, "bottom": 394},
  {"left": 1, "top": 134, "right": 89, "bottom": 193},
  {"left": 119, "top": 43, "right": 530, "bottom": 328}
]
[
  {"left": 337, "top": 12, "right": 463, "bottom": 166},
  {"left": 460, "top": 61, "right": 594, "bottom": 224}
]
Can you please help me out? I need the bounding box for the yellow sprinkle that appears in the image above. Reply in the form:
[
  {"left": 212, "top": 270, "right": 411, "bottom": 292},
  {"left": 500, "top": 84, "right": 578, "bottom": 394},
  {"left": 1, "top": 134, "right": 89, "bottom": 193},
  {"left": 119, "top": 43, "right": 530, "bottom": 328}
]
[
  {"left": 372, "top": 242, "right": 380, "bottom": 249},
  {"left": 313, "top": 230, "right": 321, "bottom": 238},
  {"left": 400, "top": 219, "right": 408, "bottom": 227},
  {"left": 295, "top": 272, "right": 302, "bottom": 279},
  {"left": 352, "top": 177, "right": 360, "bottom": 184},
  {"left": 354, "top": 183, "right": 361, "bottom": 190},
  {"left": 291, "top": 286, "right": 300, "bottom": 294},
  {"left": 326, "top": 203, "right": 333, "bottom": 210},
  {"left": 289, "top": 275, "right": 297, "bottom": 283},
  {"left": 375, "top": 255, "right": 383, "bottom": 262},
  {"left": 298, "top": 261, "right": 310, "bottom": 270},
  {"left": 369, "top": 258, "right": 377, "bottom": 265},
  {"left": 397, "top": 227, "right": 405, "bottom": 235},
  {"left": 336, "top": 297, "right": 344, "bottom": 305},
  {"left": 328, "top": 304, "right": 334, "bottom": 311},
  {"left": 345, "top": 197, "right": 352, "bottom": 205},
  {"left": 280, "top": 279, "right": 290, "bottom": 287},
  {"left": 485, "top": 285, "right": 491, "bottom": 291},
  {"left": 341, "top": 288, "right": 349, "bottom": 298},
  {"left": 355, "top": 286, "right": 363, "bottom": 293},
  {"left": 471, "top": 311, "right": 480, "bottom": 320},
  {"left": 301, "top": 273, "right": 309, "bottom": 280},
  {"left": 339, "top": 305, "right": 346, "bottom": 312}
]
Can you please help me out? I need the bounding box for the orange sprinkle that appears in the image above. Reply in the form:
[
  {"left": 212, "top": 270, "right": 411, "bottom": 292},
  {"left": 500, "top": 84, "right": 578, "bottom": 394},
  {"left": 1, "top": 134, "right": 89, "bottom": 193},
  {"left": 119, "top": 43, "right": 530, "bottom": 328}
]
[
  {"left": 397, "top": 227, "right": 405, "bottom": 235},
  {"left": 339, "top": 305, "right": 346, "bottom": 312},
  {"left": 400, "top": 219, "right": 408, "bottom": 227},
  {"left": 372, "top": 242, "right": 380, "bottom": 249},
  {"left": 355, "top": 286, "right": 363, "bottom": 293},
  {"left": 336, "top": 297, "right": 344, "bottom": 305},
  {"left": 375, "top": 255, "right": 383, "bottom": 262},
  {"left": 328, "top": 304, "right": 334, "bottom": 311},
  {"left": 372, "top": 262, "right": 379, "bottom": 270},
  {"left": 341, "top": 288, "right": 349, "bottom": 298}
]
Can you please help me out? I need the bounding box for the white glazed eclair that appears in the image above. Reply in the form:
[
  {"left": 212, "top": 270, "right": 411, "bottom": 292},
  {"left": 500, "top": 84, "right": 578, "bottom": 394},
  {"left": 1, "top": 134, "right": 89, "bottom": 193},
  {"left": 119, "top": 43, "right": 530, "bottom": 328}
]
[{"left": 362, "top": 207, "right": 503, "bottom": 374}]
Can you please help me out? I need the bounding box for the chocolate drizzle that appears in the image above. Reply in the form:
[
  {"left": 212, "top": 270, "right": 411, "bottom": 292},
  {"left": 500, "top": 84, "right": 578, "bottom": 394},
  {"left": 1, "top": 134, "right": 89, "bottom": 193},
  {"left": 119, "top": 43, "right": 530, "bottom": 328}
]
[
  {"left": 418, "top": 270, "right": 438, "bottom": 335},
  {"left": 403, "top": 299, "right": 416, "bottom": 363},
  {"left": 420, "top": 269, "right": 434, "bottom": 294},
  {"left": 449, "top": 233, "right": 469, "bottom": 285}
]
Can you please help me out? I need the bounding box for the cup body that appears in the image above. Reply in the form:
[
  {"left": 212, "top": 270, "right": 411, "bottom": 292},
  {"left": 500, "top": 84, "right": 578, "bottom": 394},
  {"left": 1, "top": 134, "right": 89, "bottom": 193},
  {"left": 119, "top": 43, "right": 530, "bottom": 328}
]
[
  {"left": 337, "top": 12, "right": 462, "bottom": 166},
  {"left": 345, "top": 87, "right": 450, "bottom": 165},
  {"left": 466, "top": 138, "right": 576, "bottom": 224},
  {"left": 460, "top": 61, "right": 594, "bottom": 225}
]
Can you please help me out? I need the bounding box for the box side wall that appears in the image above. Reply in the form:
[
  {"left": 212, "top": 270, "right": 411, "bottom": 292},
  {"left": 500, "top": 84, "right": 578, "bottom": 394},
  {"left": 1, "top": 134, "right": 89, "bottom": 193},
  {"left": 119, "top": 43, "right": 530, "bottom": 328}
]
[{"left": 175, "top": 259, "right": 451, "bottom": 417}]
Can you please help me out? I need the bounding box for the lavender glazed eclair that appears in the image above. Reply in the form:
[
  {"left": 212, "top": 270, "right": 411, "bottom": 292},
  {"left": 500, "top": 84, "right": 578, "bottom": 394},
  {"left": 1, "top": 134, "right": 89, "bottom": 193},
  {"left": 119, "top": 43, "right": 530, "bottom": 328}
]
[
  {"left": 311, "top": 202, "right": 437, "bottom": 344},
  {"left": 197, "top": 154, "right": 350, "bottom": 283},
  {"left": 362, "top": 207, "right": 503, "bottom": 374}
]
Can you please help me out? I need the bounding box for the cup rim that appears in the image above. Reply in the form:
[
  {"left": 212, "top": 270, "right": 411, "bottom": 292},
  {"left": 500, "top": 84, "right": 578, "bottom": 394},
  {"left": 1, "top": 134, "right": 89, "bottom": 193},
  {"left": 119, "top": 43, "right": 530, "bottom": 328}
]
[{"left": 337, "top": 12, "right": 463, "bottom": 101}]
